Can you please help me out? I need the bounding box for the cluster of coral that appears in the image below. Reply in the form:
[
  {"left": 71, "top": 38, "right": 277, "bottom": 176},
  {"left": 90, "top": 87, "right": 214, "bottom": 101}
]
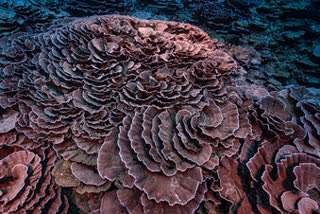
[
  {"left": 0, "top": 15, "right": 319, "bottom": 214},
  {"left": 1, "top": 0, "right": 319, "bottom": 89}
]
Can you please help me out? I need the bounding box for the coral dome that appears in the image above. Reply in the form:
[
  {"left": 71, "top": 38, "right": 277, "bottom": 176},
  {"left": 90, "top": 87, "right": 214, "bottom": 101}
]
[{"left": 0, "top": 15, "right": 319, "bottom": 214}]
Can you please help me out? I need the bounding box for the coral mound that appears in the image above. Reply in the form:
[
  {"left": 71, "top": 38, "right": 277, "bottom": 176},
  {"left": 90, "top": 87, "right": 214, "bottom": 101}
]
[{"left": 0, "top": 15, "right": 319, "bottom": 214}]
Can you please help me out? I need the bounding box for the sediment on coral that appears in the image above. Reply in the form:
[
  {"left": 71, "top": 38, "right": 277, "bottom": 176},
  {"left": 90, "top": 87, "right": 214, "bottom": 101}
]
[{"left": 0, "top": 14, "right": 319, "bottom": 214}]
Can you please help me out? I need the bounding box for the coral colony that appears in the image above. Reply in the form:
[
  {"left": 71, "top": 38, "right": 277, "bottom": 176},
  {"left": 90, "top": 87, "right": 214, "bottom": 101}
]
[{"left": 0, "top": 7, "right": 319, "bottom": 214}]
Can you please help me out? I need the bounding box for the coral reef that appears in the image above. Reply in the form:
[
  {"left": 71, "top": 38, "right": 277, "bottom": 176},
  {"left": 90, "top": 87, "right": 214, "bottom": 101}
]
[
  {"left": 0, "top": 0, "right": 66, "bottom": 36},
  {"left": 58, "top": 0, "right": 136, "bottom": 17},
  {"left": 237, "top": 0, "right": 320, "bottom": 88},
  {"left": 192, "top": 0, "right": 250, "bottom": 30},
  {"left": 0, "top": 14, "right": 319, "bottom": 214},
  {"left": 1, "top": 0, "right": 319, "bottom": 89}
]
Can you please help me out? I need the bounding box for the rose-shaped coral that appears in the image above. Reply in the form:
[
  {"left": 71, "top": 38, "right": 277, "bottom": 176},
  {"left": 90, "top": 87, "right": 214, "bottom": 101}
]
[
  {"left": 1, "top": 14, "right": 319, "bottom": 214},
  {"left": 98, "top": 93, "right": 253, "bottom": 213},
  {"left": 287, "top": 87, "right": 320, "bottom": 157},
  {"left": 247, "top": 142, "right": 320, "bottom": 213},
  {"left": 0, "top": 15, "right": 241, "bottom": 151},
  {"left": 0, "top": 14, "right": 246, "bottom": 214},
  {"left": 0, "top": 148, "right": 69, "bottom": 213}
]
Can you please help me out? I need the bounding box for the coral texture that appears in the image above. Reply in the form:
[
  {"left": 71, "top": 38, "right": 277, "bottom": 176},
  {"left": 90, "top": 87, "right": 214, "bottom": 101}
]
[
  {"left": 0, "top": 147, "right": 69, "bottom": 213},
  {"left": 0, "top": 15, "right": 319, "bottom": 214}
]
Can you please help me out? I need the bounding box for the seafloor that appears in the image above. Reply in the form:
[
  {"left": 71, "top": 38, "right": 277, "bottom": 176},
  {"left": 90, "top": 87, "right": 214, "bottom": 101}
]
[{"left": 0, "top": 1, "right": 319, "bottom": 214}]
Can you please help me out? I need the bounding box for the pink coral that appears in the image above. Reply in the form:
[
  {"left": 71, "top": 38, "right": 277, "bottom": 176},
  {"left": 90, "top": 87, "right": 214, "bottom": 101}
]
[
  {"left": 0, "top": 148, "right": 69, "bottom": 213},
  {"left": 0, "top": 15, "right": 319, "bottom": 214}
]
